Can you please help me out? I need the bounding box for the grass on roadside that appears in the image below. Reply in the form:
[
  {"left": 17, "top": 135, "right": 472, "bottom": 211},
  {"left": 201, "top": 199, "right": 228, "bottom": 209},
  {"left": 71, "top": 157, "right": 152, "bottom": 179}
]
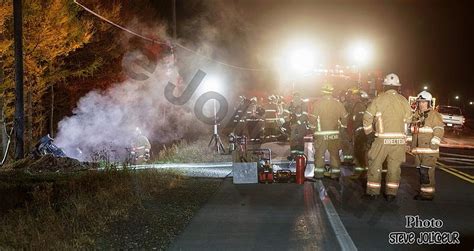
[
  {"left": 156, "top": 138, "right": 231, "bottom": 163},
  {"left": 0, "top": 169, "right": 221, "bottom": 250}
]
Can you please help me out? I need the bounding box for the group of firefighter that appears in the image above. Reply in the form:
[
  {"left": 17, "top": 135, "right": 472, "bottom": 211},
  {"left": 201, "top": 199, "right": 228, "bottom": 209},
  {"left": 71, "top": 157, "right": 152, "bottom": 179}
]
[{"left": 231, "top": 73, "right": 444, "bottom": 202}]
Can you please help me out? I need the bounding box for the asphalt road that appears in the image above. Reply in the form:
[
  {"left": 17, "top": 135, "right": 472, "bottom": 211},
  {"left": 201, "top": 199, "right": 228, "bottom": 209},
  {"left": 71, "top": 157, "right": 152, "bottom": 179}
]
[
  {"left": 161, "top": 137, "right": 474, "bottom": 250},
  {"left": 323, "top": 164, "right": 474, "bottom": 250},
  {"left": 167, "top": 162, "right": 473, "bottom": 250},
  {"left": 170, "top": 180, "right": 340, "bottom": 251}
]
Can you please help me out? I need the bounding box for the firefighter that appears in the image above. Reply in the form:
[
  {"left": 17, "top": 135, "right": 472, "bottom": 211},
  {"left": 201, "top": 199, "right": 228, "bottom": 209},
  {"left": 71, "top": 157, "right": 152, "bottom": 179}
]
[
  {"left": 229, "top": 96, "right": 252, "bottom": 162},
  {"left": 273, "top": 95, "right": 288, "bottom": 141},
  {"left": 343, "top": 88, "right": 357, "bottom": 112},
  {"left": 411, "top": 91, "right": 444, "bottom": 201},
  {"left": 363, "top": 73, "right": 412, "bottom": 201},
  {"left": 263, "top": 95, "right": 281, "bottom": 141},
  {"left": 340, "top": 88, "right": 358, "bottom": 164},
  {"left": 287, "top": 92, "right": 309, "bottom": 159},
  {"left": 245, "top": 97, "right": 265, "bottom": 147},
  {"left": 130, "top": 127, "right": 151, "bottom": 164},
  {"left": 312, "top": 84, "right": 349, "bottom": 179},
  {"left": 351, "top": 90, "right": 370, "bottom": 179},
  {"left": 232, "top": 96, "right": 251, "bottom": 136}
]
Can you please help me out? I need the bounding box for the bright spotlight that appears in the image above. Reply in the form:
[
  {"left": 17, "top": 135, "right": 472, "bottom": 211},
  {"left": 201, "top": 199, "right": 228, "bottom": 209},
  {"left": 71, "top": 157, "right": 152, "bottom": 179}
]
[
  {"left": 202, "top": 75, "right": 224, "bottom": 94},
  {"left": 423, "top": 86, "right": 428, "bottom": 90},
  {"left": 348, "top": 40, "right": 373, "bottom": 66},
  {"left": 200, "top": 75, "right": 225, "bottom": 118},
  {"left": 455, "top": 96, "right": 460, "bottom": 100},
  {"left": 289, "top": 47, "right": 316, "bottom": 74}
]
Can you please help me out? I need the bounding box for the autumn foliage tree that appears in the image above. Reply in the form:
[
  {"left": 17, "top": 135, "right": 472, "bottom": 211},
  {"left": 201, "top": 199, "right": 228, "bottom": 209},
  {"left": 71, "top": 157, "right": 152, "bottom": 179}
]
[{"left": 0, "top": 0, "right": 122, "bottom": 152}]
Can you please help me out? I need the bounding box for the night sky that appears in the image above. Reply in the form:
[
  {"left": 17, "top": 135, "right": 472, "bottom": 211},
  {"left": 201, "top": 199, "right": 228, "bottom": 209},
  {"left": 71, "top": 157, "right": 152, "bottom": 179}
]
[{"left": 153, "top": 0, "right": 474, "bottom": 106}]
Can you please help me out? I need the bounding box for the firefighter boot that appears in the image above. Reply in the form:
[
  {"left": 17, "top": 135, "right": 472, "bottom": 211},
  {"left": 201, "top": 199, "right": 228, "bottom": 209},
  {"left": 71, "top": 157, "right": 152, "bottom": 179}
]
[{"left": 415, "top": 163, "right": 436, "bottom": 201}]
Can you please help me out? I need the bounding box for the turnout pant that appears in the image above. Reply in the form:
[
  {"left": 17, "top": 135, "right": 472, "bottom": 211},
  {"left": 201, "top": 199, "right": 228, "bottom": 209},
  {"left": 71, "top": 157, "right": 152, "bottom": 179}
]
[
  {"left": 290, "top": 123, "right": 307, "bottom": 154},
  {"left": 353, "top": 130, "right": 368, "bottom": 176},
  {"left": 366, "top": 138, "right": 406, "bottom": 196},
  {"left": 340, "top": 130, "right": 353, "bottom": 163},
  {"left": 415, "top": 154, "right": 437, "bottom": 199},
  {"left": 314, "top": 135, "right": 341, "bottom": 178}
]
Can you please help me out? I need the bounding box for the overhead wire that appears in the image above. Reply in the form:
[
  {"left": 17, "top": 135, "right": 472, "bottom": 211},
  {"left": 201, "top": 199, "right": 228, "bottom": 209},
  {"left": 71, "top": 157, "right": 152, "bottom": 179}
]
[{"left": 73, "top": 0, "right": 268, "bottom": 72}]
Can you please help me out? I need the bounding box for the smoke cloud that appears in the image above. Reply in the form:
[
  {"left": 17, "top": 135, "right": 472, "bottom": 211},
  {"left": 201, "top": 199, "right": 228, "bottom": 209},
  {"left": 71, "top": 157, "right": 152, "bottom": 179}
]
[
  {"left": 56, "top": 49, "right": 204, "bottom": 160},
  {"left": 55, "top": 1, "right": 257, "bottom": 161}
]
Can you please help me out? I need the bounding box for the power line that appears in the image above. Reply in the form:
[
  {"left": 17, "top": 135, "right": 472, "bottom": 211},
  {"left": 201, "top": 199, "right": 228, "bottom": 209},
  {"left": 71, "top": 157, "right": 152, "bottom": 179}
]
[
  {"left": 73, "top": 0, "right": 166, "bottom": 45},
  {"left": 73, "top": 0, "right": 268, "bottom": 72},
  {"left": 173, "top": 43, "right": 267, "bottom": 71}
]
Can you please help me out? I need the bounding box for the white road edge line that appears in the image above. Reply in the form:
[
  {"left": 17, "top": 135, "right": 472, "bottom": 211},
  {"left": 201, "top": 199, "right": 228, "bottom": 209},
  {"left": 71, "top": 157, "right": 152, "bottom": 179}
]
[{"left": 314, "top": 180, "right": 358, "bottom": 251}]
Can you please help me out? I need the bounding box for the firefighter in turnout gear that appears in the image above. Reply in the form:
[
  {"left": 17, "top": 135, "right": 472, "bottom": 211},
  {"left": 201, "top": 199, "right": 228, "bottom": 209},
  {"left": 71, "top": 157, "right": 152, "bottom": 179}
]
[
  {"left": 411, "top": 91, "right": 444, "bottom": 201},
  {"left": 232, "top": 96, "right": 252, "bottom": 136},
  {"left": 245, "top": 97, "right": 265, "bottom": 147},
  {"left": 351, "top": 90, "right": 370, "bottom": 179},
  {"left": 229, "top": 96, "right": 252, "bottom": 163},
  {"left": 288, "top": 92, "right": 309, "bottom": 159},
  {"left": 263, "top": 95, "right": 282, "bottom": 141},
  {"left": 341, "top": 88, "right": 358, "bottom": 164},
  {"left": 312, "top": 84, "right": 349, "bottom": 179},
  {"left": 130, "top": 127, "right": 151, "bottom": 164},
  {"left": 363, "top": 73, "right": 412, "bottom": 201}
]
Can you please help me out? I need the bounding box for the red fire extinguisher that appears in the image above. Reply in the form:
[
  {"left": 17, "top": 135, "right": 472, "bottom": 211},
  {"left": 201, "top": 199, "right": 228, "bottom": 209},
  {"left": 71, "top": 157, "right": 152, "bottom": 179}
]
[{"left": 295, "top": 154, "right": 307, "bottom": 184}]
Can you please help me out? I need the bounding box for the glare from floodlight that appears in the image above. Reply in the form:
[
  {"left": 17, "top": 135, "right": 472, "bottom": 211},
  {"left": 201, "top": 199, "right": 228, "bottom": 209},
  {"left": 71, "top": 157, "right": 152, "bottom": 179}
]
[
  {"left": 348, "top": 40, "right": 373, "bottom": 66},
  {"left": 200, "top": 75, "right": 225, "bottom": 119},
  {"left": 202, "top": 75, "right": 224, "bottom": 94},
  {"left": 423, "top": 86, "right": 428, "bottom": 90},
  {"left": 289, "top": 48, "right": 316, "bottom": 74},
  {"left": 455, "top": 96, "right": 459, "bottom": 100},
  {"left": 470, "top": 101, "right": 473, "bottom": 105}
]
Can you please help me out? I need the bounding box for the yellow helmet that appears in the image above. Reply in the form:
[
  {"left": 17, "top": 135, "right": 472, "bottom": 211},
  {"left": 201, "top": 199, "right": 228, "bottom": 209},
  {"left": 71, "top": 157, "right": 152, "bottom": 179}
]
[
  {"left": 349, "top": 87, "right": 360, "bottom": 95},
  {"left": 321, "top": 83, "right": 334, "bottom": 94}
]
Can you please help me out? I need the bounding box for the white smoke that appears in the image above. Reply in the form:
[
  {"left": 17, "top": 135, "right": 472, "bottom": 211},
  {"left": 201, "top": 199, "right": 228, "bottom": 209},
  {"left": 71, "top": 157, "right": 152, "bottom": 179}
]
[
  {"left": 55, "top": 2, "right": 254, "bottom": 161},
  {"left": 55, "top": 50, "right": 203, "bottom": 161}
]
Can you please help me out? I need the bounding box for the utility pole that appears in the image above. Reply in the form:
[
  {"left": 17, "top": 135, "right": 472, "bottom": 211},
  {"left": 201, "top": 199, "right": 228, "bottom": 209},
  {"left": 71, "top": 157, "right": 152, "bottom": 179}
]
[
  {"left": 0, "top": 63, "right": 7, "bottom": 157},
  {"left": 50, "top": 84, "right": 54, "bottom": 137},
  {"left": 172, "top": 0, "right": 177, "bottom": 39},
  {"left": 13, "top": 0, "right": 24, "bottom": 159}
]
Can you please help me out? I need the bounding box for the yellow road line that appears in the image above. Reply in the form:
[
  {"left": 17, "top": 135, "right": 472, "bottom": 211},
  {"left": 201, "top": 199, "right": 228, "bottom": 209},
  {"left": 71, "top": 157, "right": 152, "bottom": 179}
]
[
  {"left": 408, "top": 151, "right": 474, "bottom": 183},
  {"left": 436, "top": 161, "right": 474, "bottom": 180},
  {"left": 447, "top": 167, "right": 474, "bottom": 180},
  {"left": 438, "top": 166, "right": 474, "bottom": 184},
  {"left": 445, "top": 166, "right": 474, "bottom": 179}
]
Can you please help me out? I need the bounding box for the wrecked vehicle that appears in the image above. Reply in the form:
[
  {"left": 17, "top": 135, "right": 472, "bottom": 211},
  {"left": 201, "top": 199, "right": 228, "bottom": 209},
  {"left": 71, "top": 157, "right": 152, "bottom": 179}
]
[{"left": 32, "top": 134, "right": 67, "bottom": 158}]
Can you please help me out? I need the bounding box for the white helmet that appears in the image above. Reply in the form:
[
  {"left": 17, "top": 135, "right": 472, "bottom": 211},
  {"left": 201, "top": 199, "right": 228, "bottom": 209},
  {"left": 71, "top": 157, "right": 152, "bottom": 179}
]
[
  {"left": 135, "top": 127, "right": 142, "bottom": 136},
  {"left": 383, "top": 73, "right": 401, "bottom": 86},
  {"left": 416, "top": 91, "right": 432, "bottom": 102},
  {"left": 360, "top": 90, "right": 369, "bottom": 99}
]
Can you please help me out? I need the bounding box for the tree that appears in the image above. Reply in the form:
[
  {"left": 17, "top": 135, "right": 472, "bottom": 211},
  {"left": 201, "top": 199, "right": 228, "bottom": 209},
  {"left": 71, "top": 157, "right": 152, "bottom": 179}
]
[{"left": 0, "top": 0, "right": 121, "bottom": 152}]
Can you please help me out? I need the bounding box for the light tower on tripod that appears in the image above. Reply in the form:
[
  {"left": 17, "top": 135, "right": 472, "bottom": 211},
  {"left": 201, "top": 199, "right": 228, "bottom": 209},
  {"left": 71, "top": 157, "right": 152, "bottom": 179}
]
[
  {"left": 208, "top": 99, "right": 225, "bottom": 153},
  {"left": 204, "top": 76, "right": 226, "bottom": 154}
]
